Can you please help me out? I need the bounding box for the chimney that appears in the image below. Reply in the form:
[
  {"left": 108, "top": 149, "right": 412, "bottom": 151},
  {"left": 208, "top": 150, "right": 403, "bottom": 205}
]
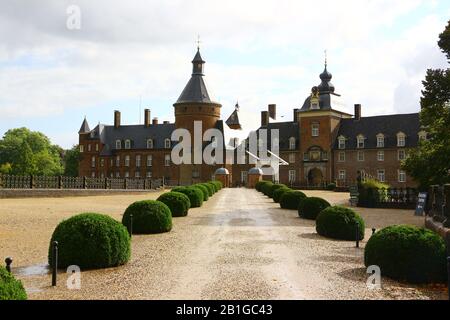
[
  {"left": 268, "top": 104, "right": 276, "bottom": 120},
  {"left": 144, "top": 109, "right": 151, "bottom": 127},
  {"left": 163, "top": 120, "right": 170, "bottom": 124},
  {"left": 261, "top": 111, "right": 269, "bottom": 127},
  {"left": 152, "top": 117, "right": 159, "bottom": 125},
  {"left": 354, "top": 104, "right": 361, "bottom": 121},
  {"left": 114, "top": 110, "right": 121, "bottom": 128},
  {"left": 293, "top": 108, "right": 300, "bottom": 123}
]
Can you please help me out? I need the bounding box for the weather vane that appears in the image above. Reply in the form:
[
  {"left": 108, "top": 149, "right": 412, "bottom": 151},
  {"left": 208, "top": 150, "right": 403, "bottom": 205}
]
[
  {"left": 196, "top": 35, "right": 201, "bottom": 50},
  {"left": 324, "top": 49, "right": 328, "bottom": 68}
]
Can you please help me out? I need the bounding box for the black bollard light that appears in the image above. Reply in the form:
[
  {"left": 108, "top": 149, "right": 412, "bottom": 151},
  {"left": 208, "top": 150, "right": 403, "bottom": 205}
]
[
  {"left": 355, "top": 223, "right": 360, "bottom": 248},
  {"left": 52, "top": 241, "right": 58, "bottom": 286},
  {"left": 5, "top": 257, "right": 12, "bottom": 273},
  {"left": 130, "top": 214, "right": 133, "bottom": 238},
  {"left": 372, "top": 228, "right": 376, "bottom": 235}
]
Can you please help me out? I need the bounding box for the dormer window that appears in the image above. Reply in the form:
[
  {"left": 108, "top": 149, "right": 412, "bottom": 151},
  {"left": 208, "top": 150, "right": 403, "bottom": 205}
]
[
  {"left": 147, "top": 139, "right": 153, "bottom": 149},
  {"left": 165, "top": 138, "right": 171, "bottom": 149},
  {"left": 289, "top": 137, "right": 296, "bottom": 150},
  {"left": 125, "top": 139, "right": 131, "bottom": 149},
  {"left": 338, "top": 136, "right": 346, "bottom": 149},
  {"left": 397, "top": 132, "right": 406, "bottom": 147},
  {"left": 376, "top": 134, "right": 385, "bottom": 148},
  {"left": 115, "top": 140, "right": 121, "bottom": 150},
  {"left": 357, "top": 135, "right": 365, "bottom": 149}
]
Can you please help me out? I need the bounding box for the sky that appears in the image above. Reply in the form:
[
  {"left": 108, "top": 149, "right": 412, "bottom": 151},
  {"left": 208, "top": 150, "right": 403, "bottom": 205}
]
[{"left": 0, "top": 0, "right": 449, "bottom": 149}]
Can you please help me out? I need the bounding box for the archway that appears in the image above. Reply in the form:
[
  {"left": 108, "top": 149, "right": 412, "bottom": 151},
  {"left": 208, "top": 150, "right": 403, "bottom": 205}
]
[{"left": 308, "top": 168, "right": 323, "bottom": 186}]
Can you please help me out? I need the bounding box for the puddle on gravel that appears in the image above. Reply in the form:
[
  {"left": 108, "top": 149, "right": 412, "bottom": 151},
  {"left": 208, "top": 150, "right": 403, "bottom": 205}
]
[{"left": 14, "top": 263, "right": 50, "bottom": 276}]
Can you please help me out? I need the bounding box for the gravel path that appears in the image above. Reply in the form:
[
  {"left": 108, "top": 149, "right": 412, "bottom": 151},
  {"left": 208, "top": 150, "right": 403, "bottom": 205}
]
[{"left": 0, "top": 189, "right": 447, "bottom": 300}]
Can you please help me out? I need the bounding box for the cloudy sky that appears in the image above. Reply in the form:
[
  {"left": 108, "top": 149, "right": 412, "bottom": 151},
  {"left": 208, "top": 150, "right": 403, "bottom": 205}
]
[{"left": 0, "top": 0, "right": 449, "bottom": 148}]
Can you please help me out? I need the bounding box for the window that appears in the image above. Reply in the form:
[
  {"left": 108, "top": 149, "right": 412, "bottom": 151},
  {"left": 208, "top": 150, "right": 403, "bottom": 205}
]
[
  {"left": 289, "top": 153, "right": 295, "bottom": 163},
  {"left": 377, "top": 169, "right": 385, "bottom": 182},
  {"left": 125, "top": 155, "right": 130, "bottom": 167},
  {"left": 357, "top": 151, "right": 365, "bottom": 162},
  {"left": 398, "top": 170, "right": 406, "bottom": 183},
  {"left": 192, "top": 168, "right": 200, "bottom": 178},
  {"left": 357, "top": 135, "right": 365, "bottom": 149},
  {"left": 91, "top": 156, "right": 96, "bottom": 168},
  {"left": 95, "top": 144, "right": 99, "bottom": 152},
  {"left": 91, "top": 171, "right": 95, "bottom": 178},
  {"left": 398, "top": 149, "right": 406, "bottom": 161},
  {"left": 311, "top": 123, "right": 319, "bottom": 137},
  {"left": 377, "top": 151, "right": 384, "bottom": 161},
  {"left": 88, "top": 144, "right": 91, "bottom": 152},
  {"left": 116, "top": 140, "right": 121, "bottom": 149},
  {"left": 115, "top": 155, "right": 120, "bottom": 167},
  {"left": 135, "top": 171, "right": 140, "bottom": 178},
  {"left": 322, "top": 151, "right": 328, "bottom": 160},
  {"left": 397, "top": 132, "right": 406, "bottom": 147},
  {"left": 377, "top": 134, "right": 385, "bottom": 148},
  {"left": 165, "top": 138, "right": 171, "bottom": 149},
  {"left": 136, "top": 155, "right": 141, "bottom": 167},
  {"left": 115, "top": 172, "right": 120, "bottom": 178},
  {"left": 164, "top": 154, "right": 170, "bottom": 166},
  {"left": 418, "top": 131, "right": 427, "bottom": 141},
  {"left": 79, "top": 145, "right": 84, "bottom": 153},
  {"left": 289, "top": 137, "right": 296, "bottom": 150},
  {"left": 147, "top": 155, "right": 153, "bottom": 167},
  {"left": 100, "top": 158, "right": 105, "bottom": 167},
  {"left": 241, "top": 171, "right": 248, "bottom": 183},
  {"left": 303, "top": 153, "right": 309, "bottom": 161},
  {"left": 288, "top": 170, "right": 296, "bottom": 183},
  {"left": 125, "top": 139, "right": 131, "bottom": 149},
  {"left": 338, "top": 151, "right": 345, "bottom": 162},
  {"left": 125, "top": 171, "right": 129, "bottom": 178},
  {"left": 146, "top": 171, "right": 152, "bottom": 178},
  {"left": 338, "top": 170, "right": 346, "bottom": 180},
  {"left": 147, "top": 139, "right": 154, "bottom": 149},
  {"left": 338, "top": 137, "right": 346, "bottom": 149},
  {"left": 311, "top": 102, "right": 319, "bottom": 110}
]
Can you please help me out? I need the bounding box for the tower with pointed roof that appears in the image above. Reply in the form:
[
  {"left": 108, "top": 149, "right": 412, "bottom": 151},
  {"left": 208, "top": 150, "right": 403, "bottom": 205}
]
[{"left": 173, "top": 47, "right": 222, "bottom": 184}]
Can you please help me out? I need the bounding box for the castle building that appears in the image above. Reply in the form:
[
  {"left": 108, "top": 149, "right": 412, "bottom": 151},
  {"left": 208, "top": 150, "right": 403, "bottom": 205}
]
[{"left": 78, "top": 48, "right": 424, "bottom": 188}]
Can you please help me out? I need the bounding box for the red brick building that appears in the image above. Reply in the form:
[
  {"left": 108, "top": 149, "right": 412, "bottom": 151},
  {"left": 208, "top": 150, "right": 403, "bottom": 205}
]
[{"left": 78, "top": 49, "right": 424, "bottom": 188}]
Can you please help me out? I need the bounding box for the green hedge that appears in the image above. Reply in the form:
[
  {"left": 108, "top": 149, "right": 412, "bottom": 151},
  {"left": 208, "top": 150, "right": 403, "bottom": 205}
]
[
  {"left": 298, "top": 197, "right": 331, "bottom": 220},
  {"left": 171, "top": 187, "right": 203, "bottom": 207},
  {"left": 207, "top": 182, "right": 218, "bottom": 193},
  {"left": 268, "top": 184, "right": 287, "bottom": 199},
  {"left": 193, "top": 184, "right": 209, "bottom": 201},
  {"left": 0, "top": 267, "right": 27, "bottom": 300},
  {"left": 261, "top": 182, "right": 274, "bottom": 196},
  {"left": 364, "top": 225, "right": 447, "bottom": 283},
  {"left": 326, "top": 183, "right": 336, "bottom": 191},
  {"left": 280, "top": 191, "right": 307, "bottom": 210},
  {"left": 211, "top": 181, "right": 223, "bottom": 190},
  {"left": 122, "top": 200, "right": 172, "bottom": 234},
  {"left": 201, "top": 183, "right": 215, "bottom": 197},
  {"left": 316, "top": 206, "right": 365, "bottom": 241},
  {"left": 255, "top": 181, "right": 271, "bottom": 192},
  {"left": 157, "top": 192, "right": 191, "bottom": 217},
  {"left": 49, "top": 213, "right": 131, "bottom": 269},
  {"left": 273, "top": 187, "right": 291, "bottom": 203}
]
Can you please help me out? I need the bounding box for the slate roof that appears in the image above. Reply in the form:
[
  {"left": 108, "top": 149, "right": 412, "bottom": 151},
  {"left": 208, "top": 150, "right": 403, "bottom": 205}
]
[
  {"left": 176, "top": 76, "right": 212, "bottom": 104},
  {"left": 225, "top": 109, "right": 241, "bottom": 129},
  {"left": 333, "top": 113, "right": 421, "bottom": 149},
  {"left": 78, "top": 118, "right": 90, "bottom": 133},
  {"left": 255, "top": 121, "right": 300, "bottom": 151}
]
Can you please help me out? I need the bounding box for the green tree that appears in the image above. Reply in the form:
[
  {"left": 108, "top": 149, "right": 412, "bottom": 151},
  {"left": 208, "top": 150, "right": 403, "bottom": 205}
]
[
  {"left": 0, "top": 127, "right": 63, "bottom": 176},
  {"left": 403, "top": 20, "right": 450, "bottom": 188},
  {"left": 63, "top": 145, "right": 80, "bottom": 177}
]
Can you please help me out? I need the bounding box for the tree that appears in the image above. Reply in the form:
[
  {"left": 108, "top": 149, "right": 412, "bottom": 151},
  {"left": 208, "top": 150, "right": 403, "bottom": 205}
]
[
  {"left": 0, "top": 127, "right": 63, "bottom": 176},
  {"left": 64, "top": 145, "right": 80, "bottom": 177},
  {"left": 403, "top": 20, "right": 450, "bottom": 188}
]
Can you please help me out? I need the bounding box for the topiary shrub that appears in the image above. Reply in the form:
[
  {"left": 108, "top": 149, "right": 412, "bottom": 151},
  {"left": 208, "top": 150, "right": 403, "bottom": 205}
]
[
  {"left": 364, "top": 225, "right": 447, "bottom": 283},
  {"left": 326, "top": 183, "right": 336, "bottom": 191},
  {"left": 49, "top": 213, "right": 131, "bottom": 269},
  {"left": 255, "top": 180, "right": 270, "bottom": 192},
  {"left": 174, "top": 187, "right": 203, "bottom": 208},
  {"left": 157, "top": 192, "right": 191, "bottom": 217},
  {"left": 193, "top": 184, "right": 209, "bottom": 201},
  {"left": 201, "top": 183, "right": 214, "bottom": 197},
  {"left": 212, "top": 181, "right": 223, "bottom": 190},
  {"left": 207, "top": 182, "right": 217, "bottom": 194},
  {"left": 261, "top": 182, "right": 274, "bottom": 196},
  {"left": 122, "top": 200, "right": 172, "bottom": 234},
  {"left": 273, "top": 187, "right": 291, "bottom": 203},
  {"left": 280, "top": 191, "right": 307, "bottom": 210},
  {"left": 0, "top": 267, "right": 27, "bottom": 300},
  {"left": 298, "top": 197, "right": 331, "bottom": 220},
  {"left": 268, "top": 184, "right": 287, "bottom": 199},
  {"left": 316, "top": 206, "right": 365, "bottom": 241}
]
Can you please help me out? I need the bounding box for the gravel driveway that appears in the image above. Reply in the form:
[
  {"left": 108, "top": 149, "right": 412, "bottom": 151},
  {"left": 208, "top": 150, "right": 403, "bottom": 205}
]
[{"left": 0, "top": 188, "right": 446, "bottom": 300}]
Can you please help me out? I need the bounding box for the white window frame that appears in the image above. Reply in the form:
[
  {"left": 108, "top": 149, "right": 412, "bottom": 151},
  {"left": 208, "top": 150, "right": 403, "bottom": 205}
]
[
  {"left": 338, "top": 137, "right": 346, "bottom": 150},
  {"left": 377, "top": 150, "right": 385, "bottom": 162},
  {"left": 125, "top": 171, "right": 129, "bottom": 178},
  {"left": 116, "top": 140, "right": 121, "bottom": 150},
  {"left": 164, "top": 154, "right": 170, "bottom": 166},
  {"left": 164, "top": 138, "right": 171, "bottom": 149},
  {"left": 377, "top": 169, "right": 385, "bottom": 182},
  {"left": 91, "top": 156, "right": 96, "bottom": 168},
  {"left": 95, "top": 143, "right": 99, "bottom": 152},
  {"left": 338, "top": 170, "right": 346, "bottom": 180},
  {"left": 338, "top": 151, "right": 345, "bottom": 162},
  {"left": 79, "top": 145, "right": 84, "bottom": 153},
  {"left": 125, "top": 139, "right": 131, "bottom": 149},
  {"left": 136, "top": 155, "right": 141, "bottom": 167},
  {"left": 312, "top": 123, "right": 319, "bottom": 137},
  {"left": 100, "top": 158, "right": 104, "bottom": 167},
  {"left": 397, "top": 132, "right": 406, "bottom": 147},
  {"left": 288, "top": 170, "right": 296, "bottom": 183},
  {"left": 289, "top": 137, "right": 296, "bottom": 150},
  {"left": 289, "top": 153, "right": 295, "bottom": 163},
  {"left": 147, "top": 139, "right": 153, "bottom": 149},
  {"left": 357, "top": 135, "right": 365, "bottom": 149},
  {"left": 398, "top": 149, "right": 406, "bottom": 161},
  {"left": 147, "top": 155, "right": 152, "bottom": 167},
  {"left": 135, "top": 171, "right": 140, "bottom": 178},
  {"left": 376, "top": 134, "right": 385, "bottom": 148},
  {"left": 398, "top": 170, "right": 406, "bottom": 183},
  {"left": 125, "top": 155, "right": 130, "bottom": 167},
  {"left": 146, "top": 171, "right": 152, "bottom": 178},
  {"left": 357, "top": 150, "right": 365, "bottom": 162}
]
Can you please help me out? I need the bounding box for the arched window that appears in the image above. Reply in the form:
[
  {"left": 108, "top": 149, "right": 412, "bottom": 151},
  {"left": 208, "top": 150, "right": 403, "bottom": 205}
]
[
  {"left": 115, "top": 140, "right": 121, "bottom": 150},
  {"left": 147, "top": 139, "right": 153, "bottom": 149},
  {"left": 289, "top": 137, "right": 296, "bottom": 150},
  {"left": 338, "top": 136, "right": 346, "bottom": 149},
  {"left": 125, "top": 139, "right": 131, "bottom": 149},
  {"left": 397, "top": 132, "right": 406, "bottom": 147},
  {"left": 165, "top": 138, "right": 171, "bottom": 149},
  {"left": 376, "top": 133, "right": 385, "bottom": 148},
  {"left": 357, "top": 135, "right": 365, "bottom": 149}
]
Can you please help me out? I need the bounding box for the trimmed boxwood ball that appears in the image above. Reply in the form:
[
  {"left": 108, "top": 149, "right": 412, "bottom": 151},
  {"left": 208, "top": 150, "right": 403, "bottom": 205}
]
[
  {"left": 364, "top": 225, "right": 447, "bottom": 283},
  {"left": 49, "top": 213, "right": 131, "bottom": 269},
  {"left": 280, "top": 191, "right": 307, "bottom": 210},
  {"left": 193, "top": 184, "right": 209, "bottom": 201},
  {"left": 174, "top": 187, "right": 203, "bottom": 208},
  {"left": 261, "top": 182, "right": 274, "bottom": 196},
  {"left": 207, "top": 182, "right": 217, "bottom": 193},
  {"left": 298, "top": 197, "right": 331, "bottom": 220},
  {"left": 256, "top": 180, "right": 270, "bottom": 192},
  {"left": 0, "top": 267, "right": 27, "bottom": 300},
  {"left": 201, "top": 183, "right": 214, "bottom": 197},
  {"left": 212, "top": 181, "right": 222, "bottom": 190},
  {"left": 122, "top": 200, "right": 172, "bottom": 234},
  {"left": 157, "top": 192, "right": 191, "bottom": 217},
  {"left": 268, "top": 184, "right": 287, "bottom": 199},
  {"left": 327, "top": 183, "right": 336, "bottom": 191},
  {"left": 316, "top": 206, "right": 365, "bottom": 241},
  {"left": 273, "top": 187, "right": 291, "bottom": 203}
]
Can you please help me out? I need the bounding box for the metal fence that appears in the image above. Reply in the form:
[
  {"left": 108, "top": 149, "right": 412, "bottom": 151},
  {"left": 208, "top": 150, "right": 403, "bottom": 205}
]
[
  {"left": 357, "top": 187, "right": 418, "bottom": 209},
  {"left": 0, "top": 174, "right": 164, "bottom": 190},
  {"left": 427, "top": 184, "right": 450, "bottom": 227}
]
